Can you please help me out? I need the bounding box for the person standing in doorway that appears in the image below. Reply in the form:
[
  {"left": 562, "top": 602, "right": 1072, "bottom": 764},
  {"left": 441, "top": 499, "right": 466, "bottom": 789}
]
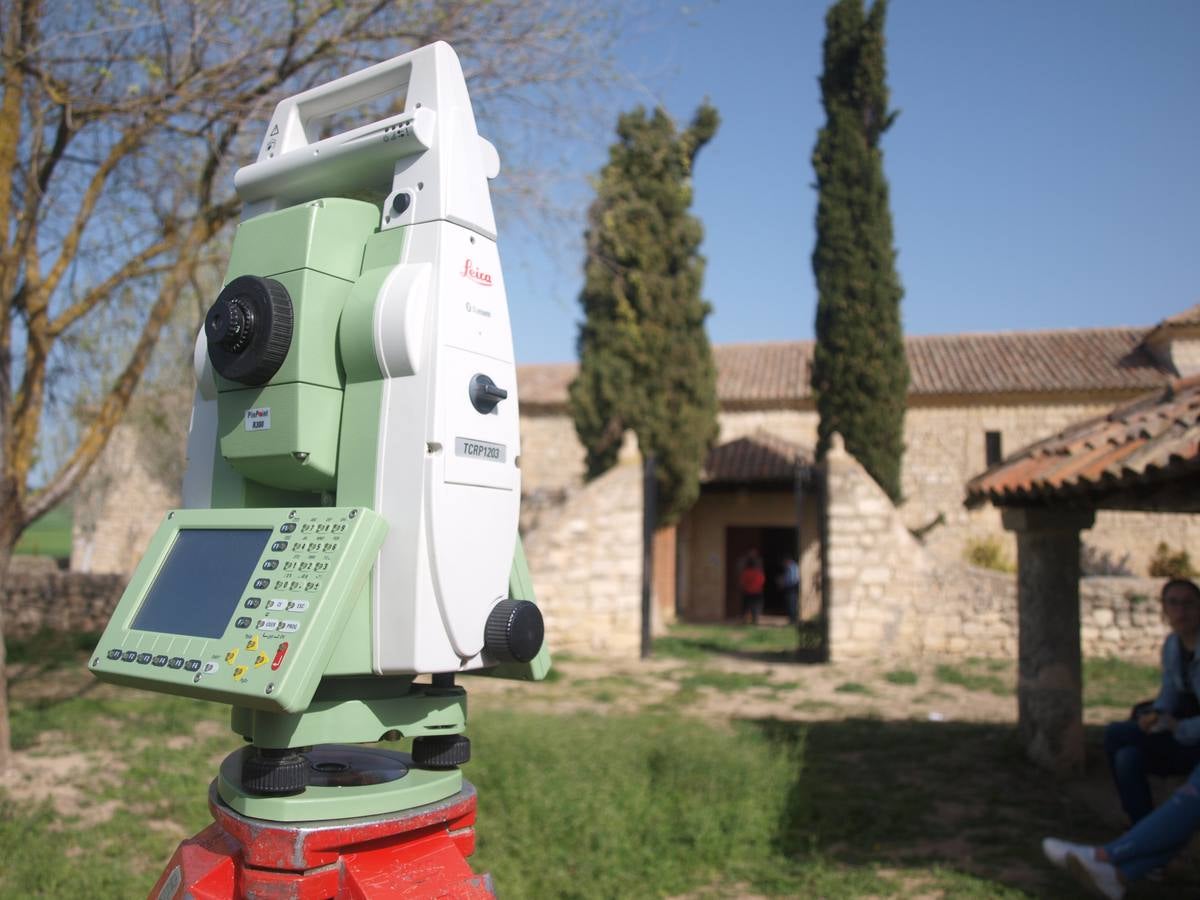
[
  {"left": 777, "top": 556, "right": 800, "bottom": 625},
  {"left": 740, "top": 550, "right": 766, "bottom": 625}
]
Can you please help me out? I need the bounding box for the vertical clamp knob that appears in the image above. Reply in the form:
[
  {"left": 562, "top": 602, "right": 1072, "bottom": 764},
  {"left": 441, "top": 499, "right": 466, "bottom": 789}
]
[{"left": 469, "top": 373, "right": 508, "bottom": 414}]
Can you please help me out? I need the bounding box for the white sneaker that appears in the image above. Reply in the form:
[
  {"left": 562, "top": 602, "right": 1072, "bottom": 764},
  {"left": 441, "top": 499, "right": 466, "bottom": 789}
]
[
  {"left": 1042, "top": 837, "right": 1094, "bottom": 871},
  {"left": 1066, "top": 850, "right": 1126, "bottom": 900}
]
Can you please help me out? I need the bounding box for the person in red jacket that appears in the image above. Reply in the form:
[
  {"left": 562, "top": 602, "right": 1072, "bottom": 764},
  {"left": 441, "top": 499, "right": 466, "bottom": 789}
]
[{"left": 739, "top": 551, "right": 766, "bottom": 624}]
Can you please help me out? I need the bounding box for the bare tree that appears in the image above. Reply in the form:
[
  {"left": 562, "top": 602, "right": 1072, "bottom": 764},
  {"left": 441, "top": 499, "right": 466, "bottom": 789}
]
[{"left": 0, "top": 0, "right": 633, "bottom": 771}]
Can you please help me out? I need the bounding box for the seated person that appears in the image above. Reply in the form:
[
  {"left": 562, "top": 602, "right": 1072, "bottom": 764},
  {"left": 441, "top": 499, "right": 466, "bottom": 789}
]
[
  {"left": 1043, "top": 762, "right": 1200, "bottom": 898},
  {"left": 1104, "top": 578, "right": 1200, "bottom": 826}
]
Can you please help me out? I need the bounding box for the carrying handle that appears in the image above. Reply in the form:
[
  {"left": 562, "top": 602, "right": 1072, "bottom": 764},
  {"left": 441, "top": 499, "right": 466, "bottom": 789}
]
[{"left": 258, "top": 57, "right": 414, "bottom": 161}]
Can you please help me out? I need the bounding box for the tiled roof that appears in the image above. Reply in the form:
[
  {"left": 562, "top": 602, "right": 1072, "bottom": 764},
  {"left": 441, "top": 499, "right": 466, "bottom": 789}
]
[
  {"left": 1159, "top": 303, "right": 1200, "bottom": 328},
  {"left": 965, "top": 374, "right": 1200, "bottom": 509},
  {"left": 1144, "top": 302, "right": 1200, "bottom": 343},
  {"left": 517, "top": 326, "right": 1169, "bottom": 410},
  {"left": 701, "top": 432, "right": 811, "bottom": 485}
]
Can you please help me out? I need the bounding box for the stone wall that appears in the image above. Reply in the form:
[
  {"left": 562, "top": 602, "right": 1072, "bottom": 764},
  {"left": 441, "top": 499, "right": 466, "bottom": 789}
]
[
  {"left": 3, "top": 568, "right": 125, "bottom": 640},
  {"left": 823, "top": 434, "right": 1170, "bottom": 662},
  {"left": 73, "top": 421, "right": 181, "bottom": 575},
  {"left": 518, "top": 414, "right": 587, "bottom": 498},
  {"left": 522, "top": 455, "right": 649, "bottom": 659},
  {"left": 519, "top": 399, "right": 1200, "bottom": 581}
]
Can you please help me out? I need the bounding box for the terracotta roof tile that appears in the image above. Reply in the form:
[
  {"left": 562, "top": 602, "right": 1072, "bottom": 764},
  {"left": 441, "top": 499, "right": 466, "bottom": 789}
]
[
  {"left": 517, "top": 326, "right": 1170, "bottom": 410},
  {"left": 701, "top": 431, "right": 811, "bottom": 485},
  {"left": 965, "top": 374, "right": 1200, "bottom": 507}
]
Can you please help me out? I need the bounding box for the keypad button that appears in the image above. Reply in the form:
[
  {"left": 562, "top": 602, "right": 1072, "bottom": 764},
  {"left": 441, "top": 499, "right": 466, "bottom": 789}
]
[
  {"left": 203, "top": 661, "right": 219, "bottom": 674},
  {"left": 266, "top": 598, "right": 287, "bottom": 611},
  {"left": 123, "top": 650, "right": 138, "bottom": 662},
  {"left": 235, "top": 616, "right": 252, "bottom": 629},
  {"left": 168, "top": 657, "right": 185, "bottom": 669},
  {"left": 271, "top": 541, "right": 288, "bottom": 552},
  {"left": 185, "top": 659, "right": 201, "bottom": 672},
  {"left": 244, "top": 597, "right": 262, "bottom": 609},
  {"left": 254, "top": 578, "right": 270, "bottom": 589},
  {"left": 137, "top": 652, "right": 153, "bottom": 664},
  {"left": 152, "top": 655, "right": 168, "bottom": 667},
  {"left": 254, "top": 652, "right": 269, "bottom": 668},
  {"left": 281, "top": 621, "right": 300, "bottom": 633},
  {"left": 232, "top": 666, "right": 247, "bottom": 680},
  {"left": 262, "top": 559, "right": 279, "bottom": 571},
  {"left": 280, "top": 522, "right": 296, "bottom": 533},
  {"left": 225, "top": 649, "right": 239, "bottom": 664},
  {"left": 106, "top": 649, "right": 123, "bottom": 660},
  {"left": 285, "top": 600, "right": 309, "bottom": 613},
  {"left": 245, "top": 636, "right": 259, "bottom": 651},
  {"left": 271, "top": 641, "right": 290, "bottom": 671}
]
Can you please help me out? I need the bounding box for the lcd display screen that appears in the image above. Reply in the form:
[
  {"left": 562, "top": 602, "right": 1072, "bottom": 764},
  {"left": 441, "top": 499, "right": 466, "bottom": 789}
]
[{"left": 132, "top": 529, "right": 272, "bottom": 639}]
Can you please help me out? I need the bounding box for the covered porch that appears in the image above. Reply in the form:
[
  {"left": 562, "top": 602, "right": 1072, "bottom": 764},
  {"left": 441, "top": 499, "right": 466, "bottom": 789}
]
[{"left": 966, "top": 374, "right": 1200, "bottom": 772}]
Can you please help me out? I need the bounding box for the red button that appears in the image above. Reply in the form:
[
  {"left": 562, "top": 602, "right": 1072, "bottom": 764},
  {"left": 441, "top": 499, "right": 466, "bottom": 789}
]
[{"left": 271, "top": 642, "right": 289, "bottom": 671}]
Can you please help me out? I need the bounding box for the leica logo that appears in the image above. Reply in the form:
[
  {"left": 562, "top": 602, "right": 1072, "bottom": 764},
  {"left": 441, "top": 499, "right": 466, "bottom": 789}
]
[{"left": 460, "top": 259, "right": 493, "bottom": 286}]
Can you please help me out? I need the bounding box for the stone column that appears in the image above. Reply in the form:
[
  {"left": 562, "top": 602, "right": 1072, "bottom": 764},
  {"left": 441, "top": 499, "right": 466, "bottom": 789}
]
[{"left": 1001, "top": 507, "right": 1095, "bottom": 774}]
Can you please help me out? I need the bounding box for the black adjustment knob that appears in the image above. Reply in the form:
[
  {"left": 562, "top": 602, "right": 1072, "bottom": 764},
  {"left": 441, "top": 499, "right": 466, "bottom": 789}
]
[
  {"left": 485, "top": 599, "right": 544, "bottom": 663},
  {"left": 240, "top": 747, "right": 307, "bottom": 796},
  {"left": 412, "top": 734, "right": 471, "bottom": 769},
  {"left": 205, "top": 275, "right": 293, "bottom": 386},
  {"left": 469, "top": 373, "right": 508, "bottom": 414}
]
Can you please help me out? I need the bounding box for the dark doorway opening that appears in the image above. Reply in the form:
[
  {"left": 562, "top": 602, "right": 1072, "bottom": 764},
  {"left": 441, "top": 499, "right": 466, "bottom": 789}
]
[{"left": 725, "top": 525, "right": 798, "bottom": 619}]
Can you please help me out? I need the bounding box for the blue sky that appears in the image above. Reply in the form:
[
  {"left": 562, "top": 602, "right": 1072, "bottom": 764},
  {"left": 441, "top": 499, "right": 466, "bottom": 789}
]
[{"left": 500, "top": 0, "right": 1200, "bottom": 364}]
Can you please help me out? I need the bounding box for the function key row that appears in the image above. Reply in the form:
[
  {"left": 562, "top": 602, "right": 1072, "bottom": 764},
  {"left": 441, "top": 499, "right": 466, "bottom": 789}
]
[{"left": 107, "top": 650, "right": 202, "bottom": 672}]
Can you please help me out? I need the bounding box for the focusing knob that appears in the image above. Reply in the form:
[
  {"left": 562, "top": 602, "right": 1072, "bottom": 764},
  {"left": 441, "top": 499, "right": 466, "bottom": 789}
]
[
  {"left": 205, "top": 275, "right": 293, "bottom": 386},
  {"left": 208, "top": 296, "right": 254, "bottom": 354},
  {"left": 484, "top": 599, "right": 544, "bottom": 663}
]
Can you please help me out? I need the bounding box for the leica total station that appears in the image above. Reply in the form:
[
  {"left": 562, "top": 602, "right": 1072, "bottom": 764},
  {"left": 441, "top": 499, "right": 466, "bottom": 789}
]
[{"left": 88, "top": 42, "right": 546, "bottom": 897}]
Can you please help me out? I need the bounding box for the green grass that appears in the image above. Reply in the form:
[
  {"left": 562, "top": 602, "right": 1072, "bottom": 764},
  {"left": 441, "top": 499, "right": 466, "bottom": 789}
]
[
  {"left": 884, "top": 669, "right": 918, "bottom": 686},
  {"left": 1083, "top": 657, "right": 1159, "bottom": 709},
  {"left": 676, "top": 667, "right": 774, "bottom": 694},
  {"left": 934, "top": 660, "right": 1012, "bottom": 696},
  {"left": 13, "top": 504, "right": 72, "bottom": 558},
  {"left": 654, "top": 623, "right": 808, "bottom": 661},
  {"left": 835, "top": 681, "right": 872, "bottom": 695},
  {"left": 5, "top": 639, "right": 1199, "bottom": 898}
]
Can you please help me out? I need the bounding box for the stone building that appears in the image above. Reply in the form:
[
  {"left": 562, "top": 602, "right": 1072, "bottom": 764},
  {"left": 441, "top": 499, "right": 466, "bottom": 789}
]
[{"left": 517, "top": 304, "right": 1200, "bottom": 637}]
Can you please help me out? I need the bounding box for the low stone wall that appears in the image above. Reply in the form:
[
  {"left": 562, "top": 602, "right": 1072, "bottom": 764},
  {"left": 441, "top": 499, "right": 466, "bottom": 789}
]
[
  {"left": 3, "top": 568, "right": 125, "bottom": 639},
  {"left": 522, "top": 457, "right": 648, "bottom": 659},
  {"left": 824, "top": 435, "right": 1169, "bottom": 662}
]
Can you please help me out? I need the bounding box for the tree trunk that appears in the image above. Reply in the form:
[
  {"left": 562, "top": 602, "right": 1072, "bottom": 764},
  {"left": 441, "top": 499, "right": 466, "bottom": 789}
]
[{"left": 0, "top": 479, "right": 18, "bottom": 773}]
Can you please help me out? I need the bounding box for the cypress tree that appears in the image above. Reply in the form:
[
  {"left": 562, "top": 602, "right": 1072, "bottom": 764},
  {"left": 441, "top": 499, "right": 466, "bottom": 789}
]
[
  {"left": 568, "top": 104, "right": 720, "bottom": 524},
  {"left": 811, "top": 0, "right": 909, "bottom": 502}
]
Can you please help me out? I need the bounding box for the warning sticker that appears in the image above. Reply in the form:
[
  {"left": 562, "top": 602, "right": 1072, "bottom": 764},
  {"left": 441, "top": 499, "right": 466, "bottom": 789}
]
[{"left": 245, "top": 407, "right": 271, "bottom": 432}]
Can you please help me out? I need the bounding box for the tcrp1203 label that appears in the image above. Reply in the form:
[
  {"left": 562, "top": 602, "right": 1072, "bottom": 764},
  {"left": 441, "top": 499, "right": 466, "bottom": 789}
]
[{"left": 455, "top": 437, "right": 505, "bottom": 463}]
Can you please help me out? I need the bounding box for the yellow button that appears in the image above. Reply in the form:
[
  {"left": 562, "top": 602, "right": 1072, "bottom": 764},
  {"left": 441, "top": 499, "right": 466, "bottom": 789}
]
[
  {"left": 225, "top": 649, "right": 239, "bottom": 664},
  {"left": 254, "top": 652, "right": 269, "bottom": 668},
  {"left": 233, "top": 665, "right": 247, "bottom": 680},
  {"left": 245, "top": 636, "right": 259, "bottom": 651}
]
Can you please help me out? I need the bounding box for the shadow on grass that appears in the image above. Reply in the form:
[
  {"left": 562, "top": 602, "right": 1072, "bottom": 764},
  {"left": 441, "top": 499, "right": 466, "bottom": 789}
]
[
  {"left": 654, "top": 621, "right": 829, "bottom": 665},
  {"left": 661, "top": 640, "right": 827, "bottom": 665},
  {"left": 748, "top": 717, "right": 1200, "bottom": 898}
]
